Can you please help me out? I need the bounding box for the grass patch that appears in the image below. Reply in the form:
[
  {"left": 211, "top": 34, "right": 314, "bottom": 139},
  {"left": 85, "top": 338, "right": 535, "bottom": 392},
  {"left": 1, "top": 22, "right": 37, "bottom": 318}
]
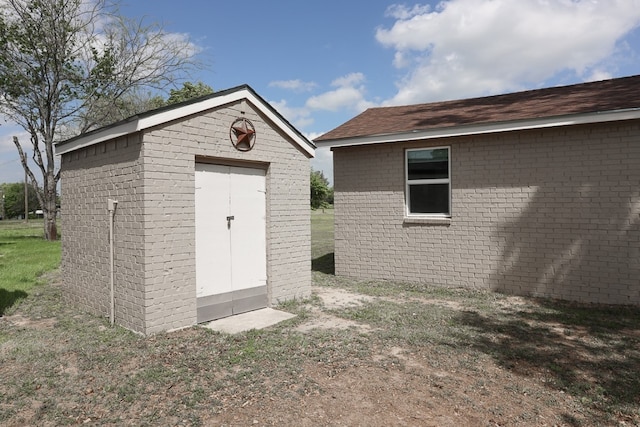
[
  {"left": 335, "top": 299, "right": 467, "bottom": 347},
  {"left": 0, "top": 220, "right": 60, "bottom": 315}
]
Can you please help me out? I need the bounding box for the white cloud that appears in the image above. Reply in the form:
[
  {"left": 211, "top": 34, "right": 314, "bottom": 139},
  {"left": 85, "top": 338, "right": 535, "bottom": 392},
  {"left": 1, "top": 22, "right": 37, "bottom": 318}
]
[
  {"left": 305, "top": 72, "right": 375, "bottom": 113},
  {"left": 269, "top": 99, "right": 314, "bottom": 129},
  {"left": 268, "top": 74, "right": 372, "bottom": 133},
  {"left": 305, "top": 132, "right": 334, "bottom": 185},
  {"left": 330, "top": 72, "right": 365, "bottom": 88},
  {"left": 585, "top": 69, "right": 614, "bottom": 82},
  {"left": 0, "top": 134, "right": 15, "bottom": 156},
  {"left": 0, "top": 125, "right": 58, "bottom": 185},
  {"left": 0, "top": 157, "right": 24, "bottom": 184},
  {"left": 376, "top": 0, "right": 640, "bottom": 105},
  {"left": 310, "top": 146, "right": 334, "bottom": 186},
  {"left": 268, "top": 79, "right": 317, "bottom": 92},
  {"left": 385, "top": 4, "right": 433, "bottom": 20},
  {"left": 0, "top": 123, "right": 27, "bottom": 155},
  {"left": 306, "top": 86, "right": 364, "bottom": 112},
  {"left": 305, "top": 131, "right": 324, "bottom": 142}
]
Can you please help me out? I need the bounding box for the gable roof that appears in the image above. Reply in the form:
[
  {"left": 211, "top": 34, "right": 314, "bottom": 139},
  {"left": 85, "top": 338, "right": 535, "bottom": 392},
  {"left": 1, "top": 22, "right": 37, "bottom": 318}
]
[
  {"left": 315, "top": 75, "right": 640, "bottom": 147},
  {"left": 56, "top": 84, "right": 315, "bottom": 157}
]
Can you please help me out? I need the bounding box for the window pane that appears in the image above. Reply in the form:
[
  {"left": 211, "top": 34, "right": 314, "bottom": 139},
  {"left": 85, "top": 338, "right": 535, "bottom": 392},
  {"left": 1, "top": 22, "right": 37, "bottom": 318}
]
[
  {"left": 407, "top": 148, "right": 448, "bottom": 180},
  {"left": 409, "top": 183, "right": 449, "bottom": 214}
]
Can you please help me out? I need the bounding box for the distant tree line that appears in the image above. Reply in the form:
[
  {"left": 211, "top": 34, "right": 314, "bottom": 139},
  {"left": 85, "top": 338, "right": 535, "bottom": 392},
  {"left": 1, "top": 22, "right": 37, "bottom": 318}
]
[
  {"left": 0, "top": 182, "right": 41, "bottom": 220},
  {"left": 310, "top": 169, "right": 333, "bottom": 210},
  {"left": 110, "top": 81, "right": 215, "bottom": 120}
]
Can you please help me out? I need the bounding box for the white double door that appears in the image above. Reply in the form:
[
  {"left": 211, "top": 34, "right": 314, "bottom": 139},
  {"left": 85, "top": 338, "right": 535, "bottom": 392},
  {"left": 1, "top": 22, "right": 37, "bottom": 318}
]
[{"left": 195, "top": 163, "right": 267, "bottom": 322}]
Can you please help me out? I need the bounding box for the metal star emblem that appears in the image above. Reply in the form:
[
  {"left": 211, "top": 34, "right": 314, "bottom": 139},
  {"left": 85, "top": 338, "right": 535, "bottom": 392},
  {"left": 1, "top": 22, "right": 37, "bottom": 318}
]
[{"left": 230, "top": 118, "right": 256, "bottom": 151}]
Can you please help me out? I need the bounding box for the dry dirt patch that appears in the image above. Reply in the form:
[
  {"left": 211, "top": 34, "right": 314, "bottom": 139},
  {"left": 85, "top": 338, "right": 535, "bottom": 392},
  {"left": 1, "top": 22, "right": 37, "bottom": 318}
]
[
  {"left": 313, "top": 286, "right": 377, "bottom": 310},
  {"left": 209, "top": 346, "right": 583, "bottom": 427},
  {"left": 1, "top": 313, "right": 57, "bottom": 329},
  {"left": 296, "top": 287, "right": 376, "bottom": 333},
  {"left": 296, "top": 286, "right": 469, "bottom": 333}
]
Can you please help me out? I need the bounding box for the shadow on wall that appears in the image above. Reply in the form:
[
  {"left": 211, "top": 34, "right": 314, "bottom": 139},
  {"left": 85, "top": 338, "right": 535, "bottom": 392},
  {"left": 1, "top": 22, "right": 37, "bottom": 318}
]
[
  {"left": 312, "top": 252, "right": 335, "bottom": 275},
  {"left": 492, "top": 184, "right": 640, "bottom": 304},
  {"left": 0, "top": 289, "right": 28, "bottom": 315}
]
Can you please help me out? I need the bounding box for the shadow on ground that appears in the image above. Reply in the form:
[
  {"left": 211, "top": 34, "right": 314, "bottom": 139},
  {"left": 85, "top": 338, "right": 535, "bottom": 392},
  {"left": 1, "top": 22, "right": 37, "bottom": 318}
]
[
  {"left": 454, "top": 301, "right": 640, "bottom": 423},
  {"left": 312, "top": 252, "right": 334, "bottom": 274},
  {"left": 0, "top": 289, "right": 28, "bottom": 315}
]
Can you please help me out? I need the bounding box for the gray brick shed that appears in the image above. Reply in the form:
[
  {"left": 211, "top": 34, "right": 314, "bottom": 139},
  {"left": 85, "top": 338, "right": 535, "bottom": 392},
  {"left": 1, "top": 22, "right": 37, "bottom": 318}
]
[
  {"left": 316, "top": 75, "right": 640, "bottom": 306},
  {"left": 56, "top": 85, "right": 314, "bottom": 335}
]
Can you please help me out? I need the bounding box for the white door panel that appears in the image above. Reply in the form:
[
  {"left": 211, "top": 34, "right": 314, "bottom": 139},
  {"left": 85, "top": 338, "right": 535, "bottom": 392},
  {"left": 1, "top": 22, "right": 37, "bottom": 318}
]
[
  {"left": 195, "top": 163, "right": 267, "bottom": 302},
  {"left": 229, "top": 166, "right": 267, "bottom": 291},
  {"left": 195, "top": 163, "right": 232, "bottom": 298}
]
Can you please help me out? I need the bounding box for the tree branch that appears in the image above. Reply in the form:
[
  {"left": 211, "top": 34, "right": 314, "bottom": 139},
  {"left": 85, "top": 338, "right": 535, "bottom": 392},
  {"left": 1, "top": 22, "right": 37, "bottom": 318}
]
[{"left": 13, "top": 136, "right": 45, "bottom": 209}]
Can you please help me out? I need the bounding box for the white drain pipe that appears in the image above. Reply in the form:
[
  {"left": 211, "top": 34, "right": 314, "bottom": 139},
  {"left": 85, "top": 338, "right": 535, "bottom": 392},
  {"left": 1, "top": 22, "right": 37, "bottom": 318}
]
[{"left": 108, "top": 199, "right": 118, "bottom": 325}]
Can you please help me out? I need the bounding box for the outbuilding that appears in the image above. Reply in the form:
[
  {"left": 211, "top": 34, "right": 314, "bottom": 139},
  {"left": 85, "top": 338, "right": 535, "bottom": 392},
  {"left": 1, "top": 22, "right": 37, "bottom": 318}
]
[
  {"left": 315, "top": 75, "right": 640, "bottom": 305},
  {"left": 56, "top": 85, "right": 314, "bottom": 335}
]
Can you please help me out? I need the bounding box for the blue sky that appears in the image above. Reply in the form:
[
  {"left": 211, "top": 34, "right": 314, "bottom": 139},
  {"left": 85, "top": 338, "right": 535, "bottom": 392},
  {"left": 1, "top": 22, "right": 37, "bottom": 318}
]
[{"left": 2, "top": 0, "right": 640, "bottom": 185}]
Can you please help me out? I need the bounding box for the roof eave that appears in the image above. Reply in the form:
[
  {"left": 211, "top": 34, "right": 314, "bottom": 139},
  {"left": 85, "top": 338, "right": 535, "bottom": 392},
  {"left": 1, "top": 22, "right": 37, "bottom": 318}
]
[
  {"left": 56, "top": 86, "right": 315, "bottom": 157},
  {"left": 315, "top": 108, "right": 640, "bottom": 148}
]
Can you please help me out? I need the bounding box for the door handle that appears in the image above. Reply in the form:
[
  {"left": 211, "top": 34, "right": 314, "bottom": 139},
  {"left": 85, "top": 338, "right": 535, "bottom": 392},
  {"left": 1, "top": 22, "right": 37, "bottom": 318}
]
[{"left": 226, "top": 215, "right": 235, "bottom": 229}]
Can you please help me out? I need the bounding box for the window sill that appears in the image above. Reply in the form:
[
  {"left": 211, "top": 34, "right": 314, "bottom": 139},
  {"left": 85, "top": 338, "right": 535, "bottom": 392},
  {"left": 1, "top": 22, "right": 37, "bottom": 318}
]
[{"left": 403, "top": 216, "right": 451, "bottom": 226}]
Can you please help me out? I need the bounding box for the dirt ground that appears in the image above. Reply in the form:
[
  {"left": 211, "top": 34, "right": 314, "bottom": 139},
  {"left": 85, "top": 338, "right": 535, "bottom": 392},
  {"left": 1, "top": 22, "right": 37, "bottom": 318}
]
[
  {"left": 203, "top": 287, "right": 600, "bottom": 427},
  {"left": 207, "top": 359, "right": 575, "bottom": 427},
  {"left": 2, "top": 280, "right": 638, "bottom": 427}
]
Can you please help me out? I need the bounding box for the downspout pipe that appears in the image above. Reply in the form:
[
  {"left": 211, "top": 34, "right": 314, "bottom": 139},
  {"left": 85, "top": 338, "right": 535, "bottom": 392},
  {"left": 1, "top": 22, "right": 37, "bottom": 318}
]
[{"left": 108, "top": 199, "right": 118, "bottom": 325}]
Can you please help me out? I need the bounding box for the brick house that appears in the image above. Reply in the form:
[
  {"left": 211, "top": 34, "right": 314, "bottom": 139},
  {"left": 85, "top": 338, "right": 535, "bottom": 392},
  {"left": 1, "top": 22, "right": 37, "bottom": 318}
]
[
  {"left": 56, "top": 85, "right": 315, "bottom": 335},
  {"left": 315, "top": 75, "right": 640, "bottom": 305}
]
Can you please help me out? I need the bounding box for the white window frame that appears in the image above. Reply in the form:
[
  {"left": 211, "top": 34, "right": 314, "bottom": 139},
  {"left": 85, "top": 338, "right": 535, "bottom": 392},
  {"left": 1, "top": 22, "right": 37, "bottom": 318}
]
[{"left": 405, "top": 146, "right": 451, "bottom": 218}]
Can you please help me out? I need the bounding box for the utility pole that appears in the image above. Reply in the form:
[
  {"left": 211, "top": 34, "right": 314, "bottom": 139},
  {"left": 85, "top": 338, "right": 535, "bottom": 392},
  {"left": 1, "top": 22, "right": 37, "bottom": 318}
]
[
  {"left": 24, "top": 169, "right": 28, "bottom": 222},
  {"left": 0, "top": 188, "right": 4, "bottom": 220}
]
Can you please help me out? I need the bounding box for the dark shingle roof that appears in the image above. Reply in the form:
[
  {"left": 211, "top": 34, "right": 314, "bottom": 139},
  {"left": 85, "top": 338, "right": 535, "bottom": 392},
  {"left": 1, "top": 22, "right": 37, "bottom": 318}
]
[{"left": 315, "top": 75, "right": 640, "bottom": 142}]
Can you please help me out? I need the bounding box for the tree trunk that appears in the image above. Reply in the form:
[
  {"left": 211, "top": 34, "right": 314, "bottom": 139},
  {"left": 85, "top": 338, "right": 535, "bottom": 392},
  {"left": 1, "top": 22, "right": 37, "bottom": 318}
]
[
  {"left": 43, "top": 209, "right": 58, "bottom": 241},
  {"left": 43, "top": 183, "right": 58, "bottom": 241}
]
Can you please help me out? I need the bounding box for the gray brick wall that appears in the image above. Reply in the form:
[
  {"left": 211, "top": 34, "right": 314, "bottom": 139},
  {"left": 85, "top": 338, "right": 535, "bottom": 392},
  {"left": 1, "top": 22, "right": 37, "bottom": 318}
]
[
  {"left": 61, "top": 134, "right": 146, "bottom": 332},
  {"left": 333, "top": 121, "right": 640, "bottom": 305},
  {"left": 61, "top": 99, "right": 311, "bottom": 335},
  {"left": 141, "top": 101, "right": 310, "bottom": 333},
  {"left": 141, "top": 101, "right": 310, "bottom": 334}
]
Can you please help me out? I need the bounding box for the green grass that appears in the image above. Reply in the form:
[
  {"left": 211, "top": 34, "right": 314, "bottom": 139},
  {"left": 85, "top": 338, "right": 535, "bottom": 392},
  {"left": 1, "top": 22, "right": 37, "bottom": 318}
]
[{"left": 0, "top": 220, "right": 61, "bottom": 315}]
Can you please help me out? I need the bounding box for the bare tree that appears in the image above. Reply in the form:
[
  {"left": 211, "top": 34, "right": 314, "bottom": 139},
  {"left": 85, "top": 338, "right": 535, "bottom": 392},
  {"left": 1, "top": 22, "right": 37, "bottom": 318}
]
[{"left": 0, "top": 0, "right": 202, "bottom": 240}]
